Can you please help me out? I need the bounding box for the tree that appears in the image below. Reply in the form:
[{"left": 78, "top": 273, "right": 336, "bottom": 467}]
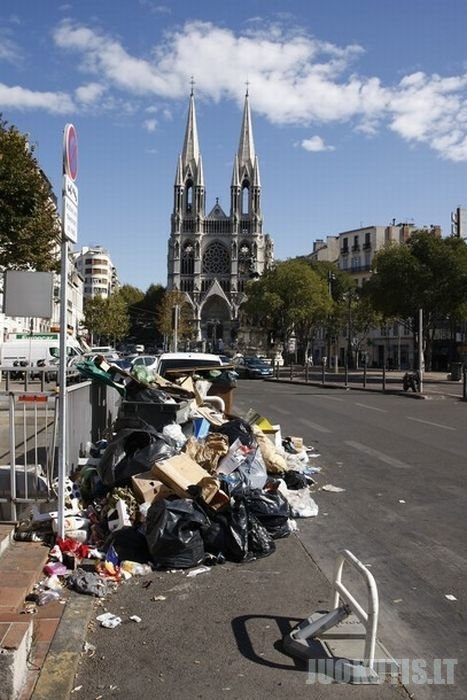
[
  {"left": 241, "top": 260, "right": 331, "bottom": 361},
  {"left": 363, "top": 230, "right": 467, "bottom": 369},
  {"left": 82, "top": 293, "right": 129, "bottom": 346},
  {"left": 157, "top": 290, "right": 194, "bottom": 349},
  {"left": 0, "top": 116, "right": 61, "bottom": 271},
  {"left": 83, "top": 296, "right": 108, "bottom": 345}
]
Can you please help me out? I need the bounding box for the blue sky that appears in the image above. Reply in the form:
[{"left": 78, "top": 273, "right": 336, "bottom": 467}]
[{"left": 1, "top": 0, "right": 467, "bottom": 292}]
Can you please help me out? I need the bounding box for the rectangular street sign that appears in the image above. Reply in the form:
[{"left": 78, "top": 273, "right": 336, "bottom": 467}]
[{"left": 62, "top": 174, "right": 79, "bottom": 243}]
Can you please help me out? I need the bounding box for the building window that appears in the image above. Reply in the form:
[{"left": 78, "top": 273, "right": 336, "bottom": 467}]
[
  {"left": 181, "top": 240, "right": 195, "bottom": 274},
  {"left": 241, "top": 181, "right": 249, "bottom": 215},
  {"left": 202, "top": 242, "right": 230, "bottom": 274}
]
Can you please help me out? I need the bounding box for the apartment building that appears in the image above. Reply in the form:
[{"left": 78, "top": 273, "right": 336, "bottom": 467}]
[{"left": 73, "top": 246, "right": 119, "bottom": 300}]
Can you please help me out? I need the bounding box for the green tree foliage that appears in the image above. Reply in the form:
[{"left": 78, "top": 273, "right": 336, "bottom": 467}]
[
  {"left": 158, "top": 290, "right": 194, "bottom": 345},
  {"left": 0, "top": 116, "right": 61, "bottom": 271},
  {"left": 242, "top": 260, "right": 331, "bottom": 359},
  {"left": 132, "top": 284, "right": 166, "bottom": 347},
  {"left": 83, "top": 296, "right": 107, "bottom": 344},
  {"left": 83, "top": 293, "right": 129, "bottom": 345},
  {"left": 363, "top": 230, "right": 467, "bottom": 368}
]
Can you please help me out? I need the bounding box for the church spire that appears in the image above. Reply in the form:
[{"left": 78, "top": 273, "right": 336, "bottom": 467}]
[
  {"left": 174, "top": 80, "right": 205, "bottom": 217},
  {"left": 181, "top": 79, "right": 200, "bottom": 170},
  {"left": 237, "top": 87, "right": 255, "bottom": 168}
]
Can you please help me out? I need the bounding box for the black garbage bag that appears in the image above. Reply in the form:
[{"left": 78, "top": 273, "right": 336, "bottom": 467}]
[
  {"left": 201, "top": 498, "right": 249, "bottom": 563},
  {"left": 98, "top": 427, "right": 179, "bottom": 486},
  {"left": 247, "top": 511, "right": 276, "bottom": 558},
  {"left": 201, "top": 496, "right": 276, "bottom": 561},
  {"left": 213, "top": 418, "right": 255, "bottom": 447},
  {"left": 283, "top": 470, "right": 310, "bottom": 490},
  {"left": 103, "top": 526, "right": 151, "bottom": 564},
  {"left": 243, "top": 488, "right": 290, "bottom": 539},
  {"left": 145, "top": 498, "right": 207, "bottom": 569}
]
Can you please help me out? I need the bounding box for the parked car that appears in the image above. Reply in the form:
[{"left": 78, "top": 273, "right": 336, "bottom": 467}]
[
  {"left": 108, "top": 354, "right": 158, "bottom": 373},
  {"left": 233, "top": 355, "right": 274, "bottom": 379},
  {"left": 154, "top": 352, "right": 224, "bottom": 379}
]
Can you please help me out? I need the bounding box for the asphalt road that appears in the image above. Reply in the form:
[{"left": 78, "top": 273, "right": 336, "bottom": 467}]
[{"left": 232, "top": 380, "right": 466, "bottom": 700}]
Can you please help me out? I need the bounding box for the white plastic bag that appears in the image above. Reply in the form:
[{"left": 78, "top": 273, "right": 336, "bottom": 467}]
[{"left": 285, "top": 487, "right": 319, "bottom": 518}]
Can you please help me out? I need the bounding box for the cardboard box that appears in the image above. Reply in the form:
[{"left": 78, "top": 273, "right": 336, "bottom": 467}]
[
  {"left": 131, "top": 473, "right": 175, "bottom": 504},
  {"left": 151, "top": 453, "right": 228, "bottom": 506},
  {"left": 151, "top": 453, "right": 211, "bottom": 498}
]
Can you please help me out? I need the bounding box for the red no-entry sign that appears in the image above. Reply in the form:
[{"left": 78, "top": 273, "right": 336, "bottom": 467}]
[{"left": 63, "top": 123, "right": 78, "bottom": 181}]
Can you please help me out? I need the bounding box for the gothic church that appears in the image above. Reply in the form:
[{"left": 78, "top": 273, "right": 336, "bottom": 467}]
[{"left": 167, "top": 88, "right": 274, "bottom": 350}]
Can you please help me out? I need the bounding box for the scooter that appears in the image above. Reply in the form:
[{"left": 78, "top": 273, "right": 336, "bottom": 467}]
[{"left": 402, "top": 370, "right": 420, "bottom": 392}]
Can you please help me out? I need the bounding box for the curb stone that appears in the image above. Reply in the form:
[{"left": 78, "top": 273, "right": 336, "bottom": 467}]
[{"left": 30, "top": 592, "right": 95, "bottom": 700}]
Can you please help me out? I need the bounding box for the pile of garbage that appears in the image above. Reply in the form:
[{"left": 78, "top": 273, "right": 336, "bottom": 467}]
[{"left": 16, "top": 357, "right": 321, "bottom": 599}]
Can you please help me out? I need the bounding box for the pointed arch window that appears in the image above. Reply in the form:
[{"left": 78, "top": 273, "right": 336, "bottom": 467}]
[
  {"left": 241, "top": 180, "right": 250, "bottom": 215},
  {"left": 181, "top": 240, "right": 195, "bottom": 274},
  {"left": 238, "top": 240, "right": 252, "bottom": 275},
  {"left": 186, "top": 179, "right": 193, "bottom": 214}
]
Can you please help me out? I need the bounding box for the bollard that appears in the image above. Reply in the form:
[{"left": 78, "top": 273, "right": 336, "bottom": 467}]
[
  {"left": 382, "top": 364, "right": 386, "bottom": 392},
  {"left": 363, "top": 363, "right": 367, "bottom": 388}
]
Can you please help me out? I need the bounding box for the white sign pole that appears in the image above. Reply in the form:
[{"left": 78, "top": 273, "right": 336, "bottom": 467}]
[
  {"left": 57, "top": 235, "right": 68, "bottom": 540},
  {"left": 57, "top": 124, "right": 78, "bottom": 540}
]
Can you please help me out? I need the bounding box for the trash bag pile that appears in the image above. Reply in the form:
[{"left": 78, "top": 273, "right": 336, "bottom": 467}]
[{"left": 17, "top": 358, "right": 321, "bottom": 599}]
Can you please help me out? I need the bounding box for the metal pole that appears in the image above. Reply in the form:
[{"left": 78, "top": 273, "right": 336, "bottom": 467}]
[
  {"left": 57, "top": 235, "right": 68, "bottom": 540},
  {"left": 418, "top": 308, "right": 424, "bottom": 393},
  {"left": 382, "top": 345, "right": 386, "bottom": 392},
  {"left": 173, "top": 304, "right": 179, "bottom": 352}
]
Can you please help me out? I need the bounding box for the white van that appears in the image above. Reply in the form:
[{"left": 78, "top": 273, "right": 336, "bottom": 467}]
[{"left": 0, "top": 333, "right": 83, "bottom": 368}]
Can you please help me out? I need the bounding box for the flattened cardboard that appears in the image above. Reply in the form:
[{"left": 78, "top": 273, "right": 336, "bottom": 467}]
[{"left": 151, "top": 453, "right": 210, "bottom": 498}]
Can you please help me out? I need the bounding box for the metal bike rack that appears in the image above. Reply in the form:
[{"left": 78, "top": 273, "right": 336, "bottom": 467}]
[{"left": 283, "top": 549, "right": 396, "bottom": 684}]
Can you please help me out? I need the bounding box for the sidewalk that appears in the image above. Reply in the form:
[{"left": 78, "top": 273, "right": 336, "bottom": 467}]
[
  {"left": 0, "top": 524, "right": 411, "bottom": 699},
  {"left": 270, "top": 368, "right": 465, "bottom": 400}
]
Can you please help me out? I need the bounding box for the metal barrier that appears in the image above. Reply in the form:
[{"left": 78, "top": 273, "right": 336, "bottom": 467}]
[
  {"left": 283, "top": 549, "right": 384, "bottom": 683},
  {"left": 0, "top": 372, "right": 120, "bottom": 521}
]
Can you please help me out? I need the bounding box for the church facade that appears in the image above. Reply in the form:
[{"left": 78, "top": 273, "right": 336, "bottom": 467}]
[{"left": 167, "top": 89, "right": 274, "bottom": 351}]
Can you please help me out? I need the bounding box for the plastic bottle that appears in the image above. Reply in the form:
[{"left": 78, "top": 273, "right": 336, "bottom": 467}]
[{"left": 121, "top": 560, "right": 152, "bottom": 576}]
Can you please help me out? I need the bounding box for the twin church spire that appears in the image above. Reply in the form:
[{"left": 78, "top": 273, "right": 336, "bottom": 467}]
[
  {"left": 167, "top": 84, "right": 273, "bottom": 349},
  {"left": 174, "top": 86, "right": 261, "bottom": 220}
]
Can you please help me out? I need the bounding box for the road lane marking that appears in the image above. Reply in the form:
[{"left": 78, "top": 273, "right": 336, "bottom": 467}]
[
  {"left": 320, "top": 395, "right": 344, "bottom": 402},
  {"left": 298, "top": 417, "right": 332, "bottom": 433},
  {"left": 354, "top": 402, "right": 387, "bottom": 413},
  {"left": 407, "top": 416, "right": 455, "bottom": 431},
  {"left": 346, "top": 440, "right": 412, "bottom": 469}
]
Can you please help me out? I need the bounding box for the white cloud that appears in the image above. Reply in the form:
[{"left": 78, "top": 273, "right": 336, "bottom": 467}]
[
  {"left": 0, "top": 83, "right": 74, "bottom": 113},
  {"left": 75, "top": 82, "right": 105, "bottom": 104},
  {"left": 2, "top": 17, "right": 466, "bottom": 161},
  {"left": 143, "top": 118, "right": 157, "bottom": 132},
  {"left": 301, "top": 135, "right": 335, "bottom": 152},
  {"left": 0, "top": 36, "right": 21, "bottom": 63}
]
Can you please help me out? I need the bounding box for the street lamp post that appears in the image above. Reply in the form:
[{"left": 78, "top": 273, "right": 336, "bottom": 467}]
[{"left": 327, "top": 270, "right": 337, "bottom": 370}]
